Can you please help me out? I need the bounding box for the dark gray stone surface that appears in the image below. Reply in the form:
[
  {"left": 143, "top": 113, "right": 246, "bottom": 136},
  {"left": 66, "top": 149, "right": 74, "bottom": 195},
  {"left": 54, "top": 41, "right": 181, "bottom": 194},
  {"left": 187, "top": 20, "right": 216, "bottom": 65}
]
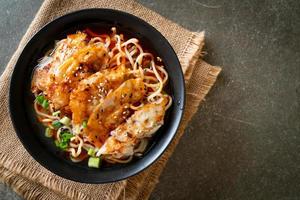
[{"left": 0, "top": 0, "right": 299, "bottom": 199}]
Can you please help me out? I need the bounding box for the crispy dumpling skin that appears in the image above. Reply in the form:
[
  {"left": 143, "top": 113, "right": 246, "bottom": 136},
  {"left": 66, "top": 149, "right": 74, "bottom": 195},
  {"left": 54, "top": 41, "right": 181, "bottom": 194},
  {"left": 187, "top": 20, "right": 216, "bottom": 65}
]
[
  {"left": 69, "top": 65, "right": 130, "bottom": 130},
  {"left": 86, "top": 78, "right": 145, "bottom": 147},
  {"left": 31, "top": 32, "right": 109, "bottom": 110},
  {"left": 97, "top": 96, "right": 168, "bottom": 157}
]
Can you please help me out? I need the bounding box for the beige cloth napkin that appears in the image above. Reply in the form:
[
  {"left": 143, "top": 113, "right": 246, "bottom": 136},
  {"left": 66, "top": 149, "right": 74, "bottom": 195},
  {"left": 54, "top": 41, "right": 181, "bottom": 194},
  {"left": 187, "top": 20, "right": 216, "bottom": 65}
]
[{"left": 0, "top": 0, "right": 221, "bottom": 199}]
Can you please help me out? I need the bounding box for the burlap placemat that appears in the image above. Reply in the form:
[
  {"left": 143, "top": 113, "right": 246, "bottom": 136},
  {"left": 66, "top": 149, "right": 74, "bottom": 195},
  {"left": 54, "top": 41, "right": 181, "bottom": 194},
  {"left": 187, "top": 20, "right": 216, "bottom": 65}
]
[{"left": 0, "top": 0, "right": 221, "bottom": 199}]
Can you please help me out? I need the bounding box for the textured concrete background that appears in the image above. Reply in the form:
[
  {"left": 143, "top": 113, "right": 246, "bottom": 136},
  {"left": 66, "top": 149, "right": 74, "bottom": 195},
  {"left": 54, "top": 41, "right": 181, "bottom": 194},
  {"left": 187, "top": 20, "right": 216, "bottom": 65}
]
[{"left": 0, "top": 0, "right": 300, "bottom": 199}]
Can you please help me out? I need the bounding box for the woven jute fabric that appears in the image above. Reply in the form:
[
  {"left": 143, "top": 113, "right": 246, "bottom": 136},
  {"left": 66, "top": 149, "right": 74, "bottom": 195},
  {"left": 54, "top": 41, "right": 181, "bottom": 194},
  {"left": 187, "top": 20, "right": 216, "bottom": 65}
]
[{"left": 0, "top": 0, "right": 221, "bottom": 199}]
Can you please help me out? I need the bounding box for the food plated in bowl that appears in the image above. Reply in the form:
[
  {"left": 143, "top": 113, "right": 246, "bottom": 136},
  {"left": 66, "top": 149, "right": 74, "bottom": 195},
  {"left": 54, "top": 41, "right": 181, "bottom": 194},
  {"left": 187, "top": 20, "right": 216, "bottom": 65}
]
[
  {"left": 32, "top": 27, "right": 172, "bottom": 167},
  {"left": 9, "top": 9, "right": 184, "bottom": 183}
]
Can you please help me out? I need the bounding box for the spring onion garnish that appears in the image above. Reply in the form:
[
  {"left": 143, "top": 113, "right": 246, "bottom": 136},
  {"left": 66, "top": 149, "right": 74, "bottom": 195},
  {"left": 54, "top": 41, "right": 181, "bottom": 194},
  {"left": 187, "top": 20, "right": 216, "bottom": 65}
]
[
  {"left": 45, "top": 127, "right": 52, "bottom": 138},
  {"left": 55, "top": 131, "right": 73, "bottom": 150},
  {"left": 52, "top": 110, "right": 61, "bottom": 116},
  {"left": 59, "top": 116, "right": 71, "bottom": 126},
  {"left": 54, "top": 140, "right": 59, "bottom": 147},
  {"left": 88, "top": 148, "right": 95, "bottom": 156},
  {"left": 41, "top": 99, "right": 49, "bottom": 109},
  {"left": 55, "top": 140, "right": 68, "bottom": 150},
  {"left": 36, "top": 95, "right": 45, "bottom": 104},
  {"left": 52, "top": 120, "right": 62, "bottom": 129},
  {"left": 82, "top": 120, "right": 87, "bottom": 128},
  {"left": 61, "top": 132, "right": 73, "bottom": 141},
  {"left": 36, "top": 95, "right": 49, "bottom": 109},
  {"left": 88, "top": 157, "right": 101, "bottom": 168}
]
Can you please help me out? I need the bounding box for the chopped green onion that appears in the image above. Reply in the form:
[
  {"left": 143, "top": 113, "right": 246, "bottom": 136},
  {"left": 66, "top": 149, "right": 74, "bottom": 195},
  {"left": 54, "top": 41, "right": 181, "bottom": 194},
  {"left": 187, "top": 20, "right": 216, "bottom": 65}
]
[
  {"left": 52, "top": 120, "right": 62, "bottom": 129},
  {"left": 88, "top": 148, "right": 95, "bottom": 156},
  {"left": 60, "top": 143, "right": 68, "bottom": 149},
  {"left": 82, "top": 120, "right": 87, "bottom": 128},
  {"left": 55, "top": 140, "right": 68, "bottom": 150},
  {"left": 35, "top": 95, "right": 45, "bottom": 104},
  {"left": 36, "top": 95, "right": 49, "bottom": 109},
  {"left": 52, "top": 110, "right": 61, "bottom": 116},
  {"left": 61, "top": 132, "right": 73, "bottom": 142},
  {"left": 88, "top": 157, "right": 101, "bottom": 168},
  {"left": 54, "top": 140, "right": 60, "bottom": 147},
  {"left": 41, "top": 99, "right": 49, "bottom": 109},
  {"left": 54, "top": 132, "right": 73, "bottom": 151},
  {"left": 45, "top": 127, "right": 52, "bottom": 138},
  {"left": 59, "top": 116, "right": 71, "bottom": 126}
]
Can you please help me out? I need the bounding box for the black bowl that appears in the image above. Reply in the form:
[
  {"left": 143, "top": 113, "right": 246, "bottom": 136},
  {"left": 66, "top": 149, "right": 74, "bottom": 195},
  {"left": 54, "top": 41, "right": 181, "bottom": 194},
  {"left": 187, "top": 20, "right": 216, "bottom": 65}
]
[{"left": 9, "top": 9, "right": 185, "bottom": 183}]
